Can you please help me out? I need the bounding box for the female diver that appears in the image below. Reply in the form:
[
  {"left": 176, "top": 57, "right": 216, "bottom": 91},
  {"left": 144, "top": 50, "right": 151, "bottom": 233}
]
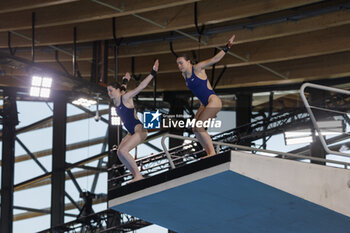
[
  {"left": 176, "top": 35, "right": 235, "bottom": 158},
  {"left": 107, "top": 59, "right": 159, "bottom": 182}
]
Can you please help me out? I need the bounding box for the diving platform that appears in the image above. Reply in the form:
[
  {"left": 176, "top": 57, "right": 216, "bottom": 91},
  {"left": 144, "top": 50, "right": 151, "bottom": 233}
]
[{"left": 108, "top": 150, "right": 350, "bottom": 233}]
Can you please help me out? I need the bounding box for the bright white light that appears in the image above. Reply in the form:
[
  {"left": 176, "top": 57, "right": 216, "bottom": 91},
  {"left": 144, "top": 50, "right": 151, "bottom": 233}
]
[
  {"left": 32, "top": 76, "right": 42, "bottom": 86},
  {"left": 183, "top": 139, "right": 192, "bottom": 149},
  {"left": 72, "top": 98, "right": 97, "bottom": 107},
  {"left": 285, "top": 130, "right": 311, "bottom": 138},
  {"left": 316, "top": 131, "right": 342, "bottom": 136},
  {"left": 257, "top": 151, "right": 278, "bottom": 157},
  {"left": 137, "top": 97, "right": 164, "bottom": 101},
  {"left": 339, "top": 145, "right": 349, "bottom": 152},
  {"left": 72, "top": 100, "right": 80, "bottom": 105},
  {"left": 31, "top": 75, "right": 52, "bottom": 98},
  {"left": 285, "top": 121, "right": 344, "bottom": 145},
  {"left": 84, "top": 99, "right": 97, "bottom": 107},
  {"left": 285, "top": 129, "right": 342, "bottom": 138},
  {"left": 30, "top": 87, "right": 40, "bottom": 97},
  {"left": 110, "top": 107, "right": 121, "bottom": 125},
  {"left": 317, "top": 120, "right": 343, "bottom": 136},
  {"left": 286, "top": 136, "right": 313, "bottom": 145},
  {"left": 284, "top": 129, "right": 313, "bottom": 145},
  {"left": 41, "top": 77, "right": 52, "bottom": 88},
  {"left": 111, "top": 107, "right": 117, "bottom": 117},
  {"left": 183, "top": 139, "right": 197, "bottom": 149},
  {"left": 40, "top": 88, "right": 51, "bottom": 98},
  {"left": 111, "top": 116, "right": 121, "bottom": 126},
  {"left": 318, "top": 120, "right": 343, "bottom": 129}
]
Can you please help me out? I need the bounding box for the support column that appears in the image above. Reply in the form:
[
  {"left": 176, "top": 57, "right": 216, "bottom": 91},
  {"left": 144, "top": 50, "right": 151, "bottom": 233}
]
[
  {"left": 107, "top": 104, "right": 123, "bottom": 230},
  {"left": 236, "top": 92, "right": 252, "bottom": 146},
  {"left": 90, "top": 41, "right": 98, "bottom": 83},
  {"left": 262, "top": 92, "right": 274, "bottom": 149},
  {"left": 1, "top": 89, "right": 18, "bottom": 233},
  {"left": 107, "top": 104, "right": 124, "bottom": 187},
  {"left": 310, "top": 135, "right": 326, "bottom": 165},
  {"left": 309, "top": 89, "right": 327, "bottom": 165},
  {"left": 51, "top": 93, "right": 67, "bottom": 228},
  {"left": 103, "top": 40, "right": 109, "bottom": 84}
]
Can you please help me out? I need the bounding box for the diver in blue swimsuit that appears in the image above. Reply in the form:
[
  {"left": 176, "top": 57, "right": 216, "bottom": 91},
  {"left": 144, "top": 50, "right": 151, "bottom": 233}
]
[
  {"left": 176, "top": 34, "right": 235, "bottom": 158},
  {"left": 115, "top": 96, "right": 142, "bottom": 135},
  {"left": 107, "top": 59, "right": 159, "bottom": 182}
]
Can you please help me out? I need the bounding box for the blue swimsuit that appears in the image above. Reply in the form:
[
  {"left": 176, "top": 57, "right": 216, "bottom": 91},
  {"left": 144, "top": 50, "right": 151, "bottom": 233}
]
[
  {"left": 185, "top": 67, "right": 216, "bottom": 106},
  {"left": 115, "top": 97, "right": 142, "bottom": 135}
]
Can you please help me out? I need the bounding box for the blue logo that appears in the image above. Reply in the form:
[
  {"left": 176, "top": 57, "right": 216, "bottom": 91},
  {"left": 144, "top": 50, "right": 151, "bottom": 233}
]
[{"left": 143, "top": 110, "right": 161, "bottom": 129}]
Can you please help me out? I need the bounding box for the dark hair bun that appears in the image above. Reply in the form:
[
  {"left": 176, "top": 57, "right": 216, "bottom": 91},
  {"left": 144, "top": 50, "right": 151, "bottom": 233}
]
[{"left": 108, "top": 81, "right": 122, "bottom": 89}]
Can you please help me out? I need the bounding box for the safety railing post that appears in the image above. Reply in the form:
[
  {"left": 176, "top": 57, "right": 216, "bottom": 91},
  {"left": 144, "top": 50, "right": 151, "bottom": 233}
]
[{"left": 300, "top": 83, "right": 350, "bottom": 158}]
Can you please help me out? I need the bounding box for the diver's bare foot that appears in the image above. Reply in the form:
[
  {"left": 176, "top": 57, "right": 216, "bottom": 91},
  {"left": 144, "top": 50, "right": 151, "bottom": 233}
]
[
  {"left": 128, "top": 176, "right": 144, "bottom": 184},
  {"left": 201, "top": 154, "right": 215, "bottom": 159}
]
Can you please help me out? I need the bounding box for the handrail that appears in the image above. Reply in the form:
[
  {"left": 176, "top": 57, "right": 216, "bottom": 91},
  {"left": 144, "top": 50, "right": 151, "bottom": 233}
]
[
  {"left": 161, "top": 133, "right": 350, "bottom": 169},
  {"left": 300, "top": 82, "right": 350, "bottom": 158},
  {"left": 109, "top": 108, "right": 312, "bottom": 172}
]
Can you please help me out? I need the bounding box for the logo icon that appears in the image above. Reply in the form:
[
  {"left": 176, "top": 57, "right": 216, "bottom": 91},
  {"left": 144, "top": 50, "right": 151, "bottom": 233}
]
[{"left": 143, "top": 110, "right": 161, "bottom": 129}]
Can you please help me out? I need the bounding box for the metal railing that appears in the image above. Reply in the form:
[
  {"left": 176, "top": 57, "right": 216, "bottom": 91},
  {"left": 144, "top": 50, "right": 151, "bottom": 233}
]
[
  {"left": 300, "top": 83, "right": 350, "bottom": 158},
  {"left": 109, "top": 97, "right": 350, "bottom": 184},
  {"left": 108, "top": 107, "right": 316, "bottom": 184},
  {"left": 161, "top": 133, "right": 350, "bottom": 169}
]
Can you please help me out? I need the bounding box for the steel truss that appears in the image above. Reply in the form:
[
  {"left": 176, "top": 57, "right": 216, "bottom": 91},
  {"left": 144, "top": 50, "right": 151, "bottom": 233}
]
[{"left": 37, "top": 209, "right": 151, "bottom": 233}]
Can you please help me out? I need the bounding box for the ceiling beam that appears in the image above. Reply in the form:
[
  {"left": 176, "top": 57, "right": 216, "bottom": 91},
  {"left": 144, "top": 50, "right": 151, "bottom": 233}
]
[
  {"left": 34, "top": 23, "right": 350, "bottom": 74},
  {"left": 4, "top": 50, "right": 350, "bottom": 92},
  {"left": 153, "top": 51, "right": 350, "bottom": 91},
  {"left": 117, "top": 9, "right": 350, "bottom": 57},
  {"left": 0, "top": 0, "right": 199, "bottom": 32},
  {"left": 4, "top": 9, "right": 350, "bottom": 62},
  {"left": 3, "top": 49, "right": 350, "bottom": 92},
  {"left": 0, "top": 0, "right": 78, "bottom": 14},
  {"left": 0, "top": 0, "right": 322, "bottom": 47},
  {"left": 118, "top": 9, "right": 350, "bottom": 58}
]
